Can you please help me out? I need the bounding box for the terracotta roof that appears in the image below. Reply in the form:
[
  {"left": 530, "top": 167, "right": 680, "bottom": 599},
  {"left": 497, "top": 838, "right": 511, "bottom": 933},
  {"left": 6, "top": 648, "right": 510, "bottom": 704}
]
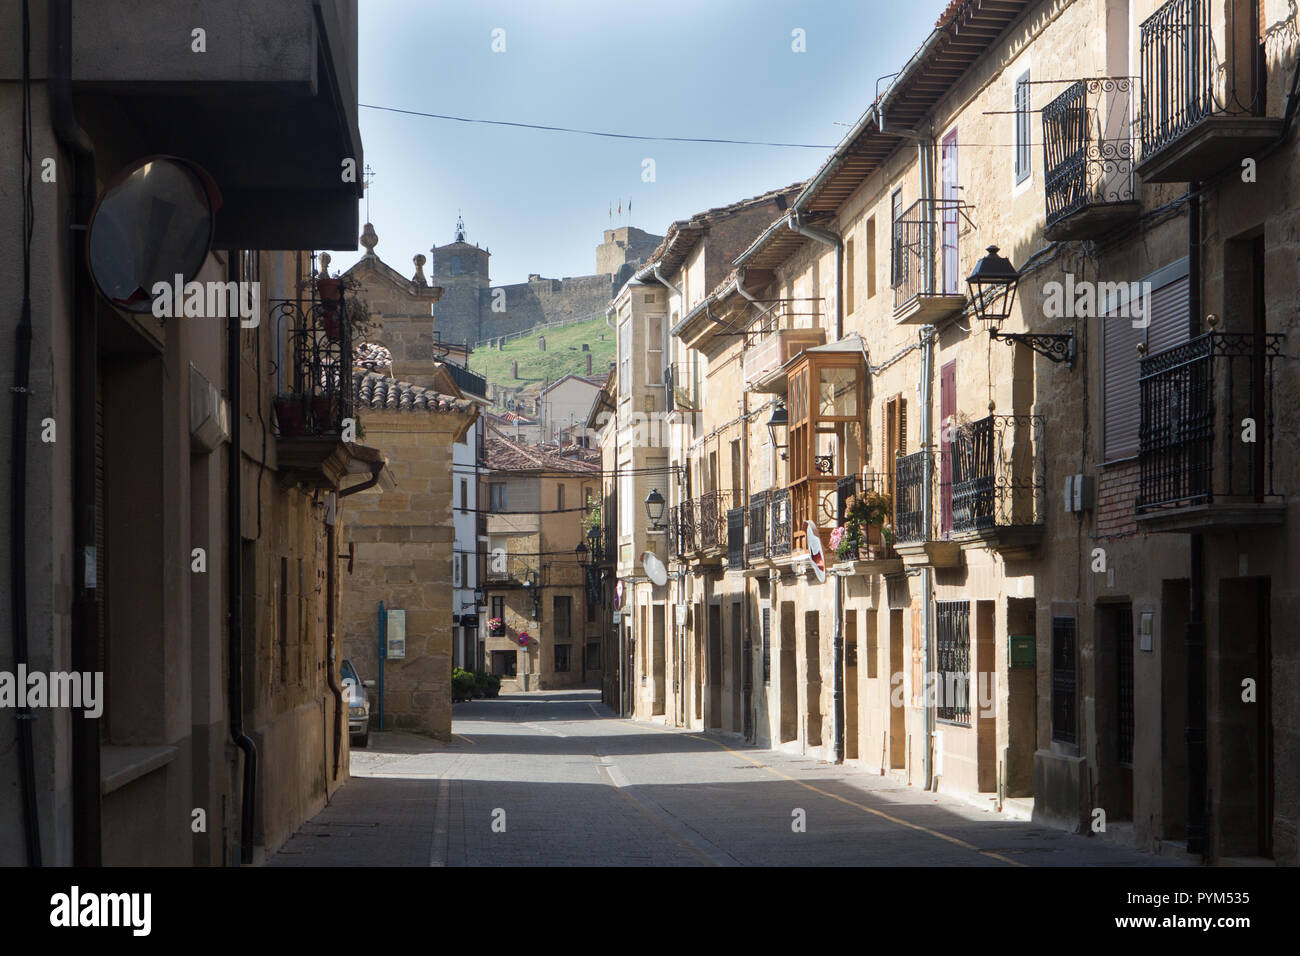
[
  {"left": 352, "top": 370, "right": 474, "bottom": 414},
  {"left": 484, "top": 427, "right": 599, "bottom": 474}
]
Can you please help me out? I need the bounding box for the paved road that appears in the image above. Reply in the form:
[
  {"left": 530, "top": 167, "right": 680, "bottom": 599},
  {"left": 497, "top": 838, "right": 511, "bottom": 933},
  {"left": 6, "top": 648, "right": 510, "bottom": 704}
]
[{"left": 269, "top": 690, "right": 1190, "bottom": 867}]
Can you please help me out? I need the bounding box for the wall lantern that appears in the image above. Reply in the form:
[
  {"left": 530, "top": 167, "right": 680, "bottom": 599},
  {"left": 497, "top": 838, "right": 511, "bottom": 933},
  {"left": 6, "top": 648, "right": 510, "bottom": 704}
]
[
  {"left": 644, "top": 488, "right": 666, "bottom": 530},
  {"left": 575, "top": 540, "right": 589, "bottom": 563},
  {"left": 766, "top": 401, "right": 789, "bottom": 460},
  {"left": 972, "top": 244, "right": 1076, "bottom": 369}
]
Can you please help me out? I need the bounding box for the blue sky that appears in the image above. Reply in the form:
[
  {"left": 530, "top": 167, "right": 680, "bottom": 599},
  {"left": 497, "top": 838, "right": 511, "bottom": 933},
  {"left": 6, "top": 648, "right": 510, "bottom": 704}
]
[{"left": 327, "top": 0, "right": 943, "bottom": 285}]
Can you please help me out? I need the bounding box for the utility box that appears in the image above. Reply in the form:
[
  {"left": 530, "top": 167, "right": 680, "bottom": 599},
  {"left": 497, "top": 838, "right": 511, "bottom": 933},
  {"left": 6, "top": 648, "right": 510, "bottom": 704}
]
[
  {"left": 1010, "top": 634, "right": 1035, "bottom": 667},
  {"left": 1063, "top": 474, "right": 1095, "bottom": 513}
]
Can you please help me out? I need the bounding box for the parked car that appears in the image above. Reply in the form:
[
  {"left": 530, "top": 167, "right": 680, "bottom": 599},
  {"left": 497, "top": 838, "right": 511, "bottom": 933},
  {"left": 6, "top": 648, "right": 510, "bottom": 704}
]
[{"left": 340, "top": 658, "right": 371, "bottom": 748}]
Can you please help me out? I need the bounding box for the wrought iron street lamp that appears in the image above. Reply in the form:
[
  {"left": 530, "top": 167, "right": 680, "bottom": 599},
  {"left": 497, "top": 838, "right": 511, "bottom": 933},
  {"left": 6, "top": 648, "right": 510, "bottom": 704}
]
[
  {"left": 644, "top": 488, "right": 666, "bottom": 530},
  {"left": 766, "top": 401, "right": 789, "bottom": 460},
  {"left": 971, "top": 244, "right": 1076, "bottom": 369}
]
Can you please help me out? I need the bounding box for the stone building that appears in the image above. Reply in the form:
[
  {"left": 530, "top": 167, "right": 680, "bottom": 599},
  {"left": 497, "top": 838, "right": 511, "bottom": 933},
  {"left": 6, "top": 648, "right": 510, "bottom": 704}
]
[
  {"left": 420, "top": 216, "right": 663, "bottom": 349},
  {"left": 335, "top": 228, "right": 484, "bottom": 736},
  {"left": 0, "top": 0, "right": 367, "bottom": 865},
  {"left": 601, "top": 0, "right": 1300, "bottom": 865},
  {"left": 482, "top": 431, "right": 602, "bottom": 690}
]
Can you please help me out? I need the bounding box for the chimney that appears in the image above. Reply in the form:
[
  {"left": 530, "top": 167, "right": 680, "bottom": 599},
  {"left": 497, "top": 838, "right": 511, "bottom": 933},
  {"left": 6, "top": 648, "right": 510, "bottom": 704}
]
[{"left": 586, "top": 353, "right": 593, "bottom": 375}]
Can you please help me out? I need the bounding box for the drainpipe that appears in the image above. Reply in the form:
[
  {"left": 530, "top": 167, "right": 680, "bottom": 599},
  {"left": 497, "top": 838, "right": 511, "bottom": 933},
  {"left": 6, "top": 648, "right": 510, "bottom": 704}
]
[
  {"left": 788, "top": 212, "right": 845, "bottom": 761},
  {"left": 226, "top": 280, "right": 259, "bottom": 864},
  {"left": 50, "top": 0, "right": 98, "bottom": 867},
  {"left": 919, "top": 326, "right": 937, "bottom": 790},
  {"left": 1186, "top": 182, "right": 1207, "bottom": 859},
  {"left": 324, "top": 495, "right": 343, "bottom": 781}
]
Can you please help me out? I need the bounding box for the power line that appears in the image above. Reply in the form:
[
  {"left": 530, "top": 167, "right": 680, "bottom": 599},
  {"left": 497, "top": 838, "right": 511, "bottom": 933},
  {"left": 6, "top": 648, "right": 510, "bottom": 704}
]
[{"left": 359, "top": 103, "right": 835, "bottom": 149}]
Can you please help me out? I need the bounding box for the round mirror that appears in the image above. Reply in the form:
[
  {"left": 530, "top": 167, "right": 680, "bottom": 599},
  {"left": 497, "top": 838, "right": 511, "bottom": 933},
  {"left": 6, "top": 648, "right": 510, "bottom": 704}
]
[{"left": 87, "top": 156, "right": 216, "bottom": 313}]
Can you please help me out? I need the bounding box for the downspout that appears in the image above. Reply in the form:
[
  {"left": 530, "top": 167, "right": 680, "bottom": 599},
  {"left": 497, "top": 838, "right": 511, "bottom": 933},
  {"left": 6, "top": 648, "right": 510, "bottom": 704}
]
[
  {"left": 919, "top": 326, "right": 936, "bottom": 790},
  {"left": 1186, "top": 182, "right": 1207, "bottom": 859},
  {"left": 788, "top": 212, "right": 845, "bottom": 761},
  {"left": 227, "top": 272, "right": 258, "bottom": 865},
  {"left": 324, "top": 495, "right": 343, "bottom": 781},
  {"left": 50, "top": 0, "right": 98, "bottom": 866}
]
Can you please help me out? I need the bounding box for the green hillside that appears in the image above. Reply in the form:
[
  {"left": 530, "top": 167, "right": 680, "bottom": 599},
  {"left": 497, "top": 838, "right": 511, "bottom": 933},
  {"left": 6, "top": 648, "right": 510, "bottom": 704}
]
[{"left": 468, "top": 316, "right": 615, "bottom": 392}]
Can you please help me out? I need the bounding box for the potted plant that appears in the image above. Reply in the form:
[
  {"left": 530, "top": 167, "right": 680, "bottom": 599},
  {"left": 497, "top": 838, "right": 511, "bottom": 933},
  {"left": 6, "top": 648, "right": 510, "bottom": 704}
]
[
  {"left": 273, "top": 394, "right": 308, "bottom": 436},
  {"left": 835, "top": 490, "right": 893, "bottom": 560},
  {"left": 310, "top": 391, "right": 339, "bottom": 430},
  {"left": 488, "top": 616, "right": 505, "bottom": 636}
]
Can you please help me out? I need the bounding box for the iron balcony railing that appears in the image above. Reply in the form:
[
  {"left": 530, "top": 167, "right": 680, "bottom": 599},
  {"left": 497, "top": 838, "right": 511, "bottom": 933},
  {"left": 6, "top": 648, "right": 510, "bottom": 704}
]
[
  {"left": 892, "top": 197, "right": 969, "bottom": 310},
  {"left": 698, "top": 490, "right": 731, "bottom": 552},
  {"left": 727, "top": 507, "right": 746, "bottom": 570},
  {"left": 833, "top": 473, "right": 897, "bottom": 560},
  {"left": 677, "top": 499, "right": 698, "bottom": 556},
  {"left": 665, "top": 362, "right": 700, "bottom": 413},
  {"left": 747, "top": 489, "right": 770, "bottom": 559},
  {"left": 270, "top": 290, "right": 354, "bottom": 436},
  {"left": 1139, "top": 0, "right": 1263, "bottom": 159},
  {"left": 1043, "top": 78, "right": 1136, "bottom": 228},
  {"left": 894, "top": 451, "right": 930, "bottom": 544},
  {"left": 770, "top": 487, "right": 792, "bottom": 557},
  {"left": 951, "top": 415, "right": 1046, "bottom": 533},
  {"left": 1137, "top": 331, "right": 1284, "bottom": 511},
  {"left": 484, "top": 553, "right": 541, "bottom": 586}
]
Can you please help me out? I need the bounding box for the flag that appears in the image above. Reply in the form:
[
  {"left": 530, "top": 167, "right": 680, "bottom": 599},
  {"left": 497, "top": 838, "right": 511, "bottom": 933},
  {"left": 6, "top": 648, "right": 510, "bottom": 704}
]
[
  {"left": 617, "top": 201, "right": 622, "bottom": 215},
  {"left": 628, "top": 198, "right": 632, "bottom": 213}
]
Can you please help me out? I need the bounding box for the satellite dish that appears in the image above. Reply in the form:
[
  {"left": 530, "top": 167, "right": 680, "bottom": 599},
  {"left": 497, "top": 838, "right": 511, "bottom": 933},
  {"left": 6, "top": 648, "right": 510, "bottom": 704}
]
[
  {"left": 87, "top": 156, "right": 219, "bottom": 313},
  {"left": 806, "top": 521, "right": 827, "bottom": 583},
  {"left": 641, "top": 551, "right": 668, "bottom": 587}
]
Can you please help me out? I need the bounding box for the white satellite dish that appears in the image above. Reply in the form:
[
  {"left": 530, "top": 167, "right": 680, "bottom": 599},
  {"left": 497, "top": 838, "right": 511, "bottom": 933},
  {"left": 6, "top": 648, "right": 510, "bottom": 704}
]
[
  {"left": 641, "top": 551, "right": 668, "bottom": 587},
  {"left": 806, "top": 521, "right": 827, "bottom": 584}
]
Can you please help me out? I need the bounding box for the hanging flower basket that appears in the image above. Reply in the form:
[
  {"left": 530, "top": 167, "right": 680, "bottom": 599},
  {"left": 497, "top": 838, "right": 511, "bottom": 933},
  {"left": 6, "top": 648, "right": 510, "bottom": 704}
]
[{"left": 488, "top": 617, "right": 505, "bottom": 636}]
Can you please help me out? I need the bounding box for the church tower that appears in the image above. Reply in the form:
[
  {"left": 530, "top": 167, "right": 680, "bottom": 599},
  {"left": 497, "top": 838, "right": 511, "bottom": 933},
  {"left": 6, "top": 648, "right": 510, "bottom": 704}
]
[{"left": 431, "top": 214, "right": 490, "bottom": 348}]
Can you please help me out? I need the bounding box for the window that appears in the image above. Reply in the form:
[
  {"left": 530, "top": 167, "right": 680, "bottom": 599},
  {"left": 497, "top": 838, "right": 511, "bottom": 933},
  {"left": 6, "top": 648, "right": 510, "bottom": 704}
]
[
  {"left": 761, "top": 607, "right": 771, "bottom": 684},
  {"left": 491, "top": 595, "right": 504, "bottom": 624},
  {"left": 866, "top": 216, "right": 877, "bottom": 299},
  {"left": 619, "top": 318, "right": 632, "bottom": 397},
  {"left": 1052, "top": 614, "right": 1078, "bottom": 744},
  {"left": 554, "top": 644, "right": 571, "bottom": 672},
  {"left": 453, "top": 554, "right": 462, "bottom": 586},
  {"left": 554, "top": 595, "right": 572, "bottom": 639},
  {"left": 489, "top": 483, "right": 507, "bottom": 511},
  {"left": 882, "top": 394, "right": 907, "bottom": 499},
  {"left": 648, "top": 314, "right": 664, "bottom": 384},
  {"left": 557, "top": 484, "right": 565, "bottom": 512},
  {"left": 890, "top": 190, "right": 903, "bottom": 286},
  {"left": 586, "top": 641, "right": 601, "bottom": 671},
  {"left": 460, "top": 479, "right": 468, "bottom": 511},
  {"left": 1015, "top": 70, "right": 1032, "bottom": 183},
  {"left": 845, "top": 237, "right": 855, "bottom": 315},
  {"left": 935, "top": 601, "right": 970, "bottom": 724}
]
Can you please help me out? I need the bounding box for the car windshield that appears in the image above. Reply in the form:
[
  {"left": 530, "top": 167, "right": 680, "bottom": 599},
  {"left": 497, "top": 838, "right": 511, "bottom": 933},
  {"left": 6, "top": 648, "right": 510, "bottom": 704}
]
[{"left": 340, "top": 660, "right": 359, "bottom": 684}]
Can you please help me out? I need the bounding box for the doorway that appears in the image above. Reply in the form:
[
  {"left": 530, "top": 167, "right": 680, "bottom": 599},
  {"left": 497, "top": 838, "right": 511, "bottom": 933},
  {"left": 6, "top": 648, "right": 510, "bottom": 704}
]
[
  {"left": 844, "top": 609, "right": 859, "bottom": 759},
  {"left": 888, "top": 609, "right": 906, "bottom": 769},
  {"left": 780, "top": 601, "right": 797, "bottom": 742}
]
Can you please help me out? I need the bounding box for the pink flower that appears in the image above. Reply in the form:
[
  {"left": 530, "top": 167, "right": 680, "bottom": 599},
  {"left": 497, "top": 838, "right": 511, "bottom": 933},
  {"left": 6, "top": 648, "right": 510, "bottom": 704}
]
[{"left": 829, "top": 526, "right": 845, "bottom": 550}]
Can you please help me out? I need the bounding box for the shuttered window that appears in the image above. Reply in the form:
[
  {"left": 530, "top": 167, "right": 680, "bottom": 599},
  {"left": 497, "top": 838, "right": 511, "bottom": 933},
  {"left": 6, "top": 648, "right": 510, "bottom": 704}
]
[
  {"left": 1015, "top": 71, "right": 1032, "bottom": 183},
  {"left": 881, "top": 394, "right": 907, "bottom": 497},
  {"left": 761, "top": 607, "right": 771, "bottom": 684},
  {"left": 1101, "top": 261, "right": 1189, "bottom": 462}
]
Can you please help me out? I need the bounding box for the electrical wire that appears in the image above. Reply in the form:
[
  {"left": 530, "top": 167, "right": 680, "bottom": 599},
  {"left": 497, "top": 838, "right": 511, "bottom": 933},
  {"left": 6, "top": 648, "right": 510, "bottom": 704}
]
[{"left": 358, "top": 103, "right": 835, "bottom": 149}]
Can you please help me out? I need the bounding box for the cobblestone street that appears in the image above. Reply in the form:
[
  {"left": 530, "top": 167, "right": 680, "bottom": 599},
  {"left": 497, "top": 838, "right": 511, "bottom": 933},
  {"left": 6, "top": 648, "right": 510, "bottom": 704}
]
[{"left": 269, "top": 691, "right": 1192, "bottom": 867}]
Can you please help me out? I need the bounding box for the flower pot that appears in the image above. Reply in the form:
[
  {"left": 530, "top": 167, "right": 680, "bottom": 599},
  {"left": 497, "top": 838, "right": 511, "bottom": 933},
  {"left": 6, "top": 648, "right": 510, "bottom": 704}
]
[
  {"left": 310, "top": 393, "right": 338, "bottom": 430},
  {"left": 317, "top": 277, "right": 342, "bottom": 307},
  {"left": 273, "top": 396, "right": 307, "bottom": 436}
]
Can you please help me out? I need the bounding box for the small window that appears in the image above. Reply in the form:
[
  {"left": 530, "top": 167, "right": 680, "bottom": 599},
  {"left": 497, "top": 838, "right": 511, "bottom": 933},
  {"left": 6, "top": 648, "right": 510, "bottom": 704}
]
[
  {"left": 1015, "top": 71, "right": 1032, "bottom": 184},
  {"left": 554, "top": 596, "right": 572, "bottom": 639},
  {"left": 490, "top": 484, "right": 506, "bottom": 511},
  {"left": 554, "top": 644, "right": 571, "bottom": 672},
  {"left": 845, "top": 237, "right": 856, "bottom": 315},
  {"left": 557, "top": 484, "right": 565, "bottom": 512},
  {"left": 460, "top": 479, "right": 468, "bottom": 511},
  {"left": 866, "top": 216, "right": 877, "bottom": 299},
  {"left": 890, "top": 190, "right": 904, "bottom": 286}
]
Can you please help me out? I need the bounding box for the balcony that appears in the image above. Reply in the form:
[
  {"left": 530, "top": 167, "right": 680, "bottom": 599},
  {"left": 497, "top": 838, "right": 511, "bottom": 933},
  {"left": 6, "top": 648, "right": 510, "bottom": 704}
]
[
  {"left": 726, "top": 508, "right": 746, "bottom": 570},
  {"left": 892, "top": 198, "right": 970, "bottom": 325},
  {"left": 891, "top": 450, "right": 962, "bottom": 569},
  {"left": 665, "top": 363, "right": 701, "bottom": 413},
  {"left": 743, "top": 304, "right": 828, "bottom": 392},
  {"left": 698, "top": 490, "right": 732, "bottom": 555},
  {"left": 770, "top": 488, "right": 792, "bottom": 558},
  {"left": 484, "top": 553, "right": 541, "bottom": 587},
  {"left": 1136, "top": 332, "right": 1285, "bottom": 532},
  {"left": 1042, "top": 78, "right": 1140, "bottom": 240},
  {"left": 829, "top": 474, "right": 903, "bottom": 576},
  {"left": 1137, "top": 0, "right": 1282, "bottom": 183},
  {"left": 949, "top": 415, "right": 1046, "bottom": 557},
  {"left": 270, "top": 294, "right": 356, "bottom": 489},
  {"left": 747, "top": 490, "right": 770, "bottom": 561}
]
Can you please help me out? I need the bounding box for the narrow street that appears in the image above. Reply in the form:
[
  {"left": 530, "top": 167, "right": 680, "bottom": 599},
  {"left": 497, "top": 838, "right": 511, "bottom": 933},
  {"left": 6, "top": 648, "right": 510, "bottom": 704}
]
[{"left": 270, "top": 691, "right": 1188, "bottom": 867}]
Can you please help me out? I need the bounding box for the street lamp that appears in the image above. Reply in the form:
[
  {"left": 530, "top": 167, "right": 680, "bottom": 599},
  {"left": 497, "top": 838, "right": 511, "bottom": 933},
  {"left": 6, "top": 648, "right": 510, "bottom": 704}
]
[
  {"left": 644, "top": 488, "right": 666, "bottom": 531},
  {"left": 972, "top": 244, "right": 1076, "bottom": 369},
  {"left": 766, "top": 401, "right": 789, "bottom": 460},
  {"left": 575, "top": 540, "right": 588, "bottom": 563}
]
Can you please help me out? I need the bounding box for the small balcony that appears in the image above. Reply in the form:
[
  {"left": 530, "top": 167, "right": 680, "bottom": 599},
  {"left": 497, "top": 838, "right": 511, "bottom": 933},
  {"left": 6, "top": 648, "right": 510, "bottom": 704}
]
[
  {"left": 746, "top": 490, "right": 770, "bottom": 562},
  {"left": 743, "top": 304, "right": 827, "bottom": 392},
  {"left": 1138, "top": 0, "right": 1282, "bottom": 183},
  {"left": 1136, "top": 331, "right": 1285, "bottom": 532},
  {"left": 893, "top": 198, "right": 970, "bottom": 326},
  {"left": 697, "top": 490, "right": 732, "bottom": 555},
  {"left": 891, "top": 450, "right": 962, "bottom": 569},
  {"left": 1042, "top": 78, "right": 1140, "bottom": 240},
  {"left": 829, "top": 474, "right": 903, "bottom": 576},
  {"left": 270, "top": 294, "right": 356, "bottom": 489},
  {"left": 949, "top": 414, "right": 1046, "bottom": 557},
  {"left": 770, "top": 488, "right": 792, "bottom": 558},
  {"left": 485, "top": 553, "right": 541, "bottom": 588},
  {"left": 665, "top": 362, "right": 701, "bottom": 413}
]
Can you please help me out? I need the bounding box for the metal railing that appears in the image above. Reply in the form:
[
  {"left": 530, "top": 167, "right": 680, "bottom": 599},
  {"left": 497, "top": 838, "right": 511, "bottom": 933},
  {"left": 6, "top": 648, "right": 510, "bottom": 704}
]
[
  {"left": 1043, "top": 78, "right": 1136, "bottom": 228},
  {"left": 1137, "top": 331, "right": 1284, "bottom": 511},
  {"left": 484, "top": 553, "right": 540, "bottom": 586},
  {"left": 950, "top": 415, "right": 1046, "bottom": 533},
  {"left": 727, "top": 508, "right": 746, "bottom": 569},
  {"left": 770, "top": 488, "right": 792, "bottom": 557},
  {"left": 894, "top": 451, "right": 930, "bottom": 544},
  {"left": 833, "top": 473, "right": 897, "bottom": 561},
  {"left": 665, "top": 362, "right": 700, "bottom": 412},
  {"left": 270, "top": 290, "right": 354, "bottom": 437},
  {"left": 747, "top": 490, "right": 770, "bottom": 559},
  {"left": 1139, "top": 0, "right": 1263, "bottom": 160},
  {"left": 698, "top": 490, "right": 731, "bottom": 552},
  {"left": 892, "top": 197, "right": 969, "bottom": 310},
  {"left": 936, "top": 601, "right": 971, "bottom": 725}
]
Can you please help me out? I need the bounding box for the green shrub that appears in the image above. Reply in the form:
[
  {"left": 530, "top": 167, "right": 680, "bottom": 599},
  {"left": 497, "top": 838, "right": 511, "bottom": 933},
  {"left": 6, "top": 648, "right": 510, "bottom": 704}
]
[{"left": 451, "top": 667, "right": 477, "bottom": 700}]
